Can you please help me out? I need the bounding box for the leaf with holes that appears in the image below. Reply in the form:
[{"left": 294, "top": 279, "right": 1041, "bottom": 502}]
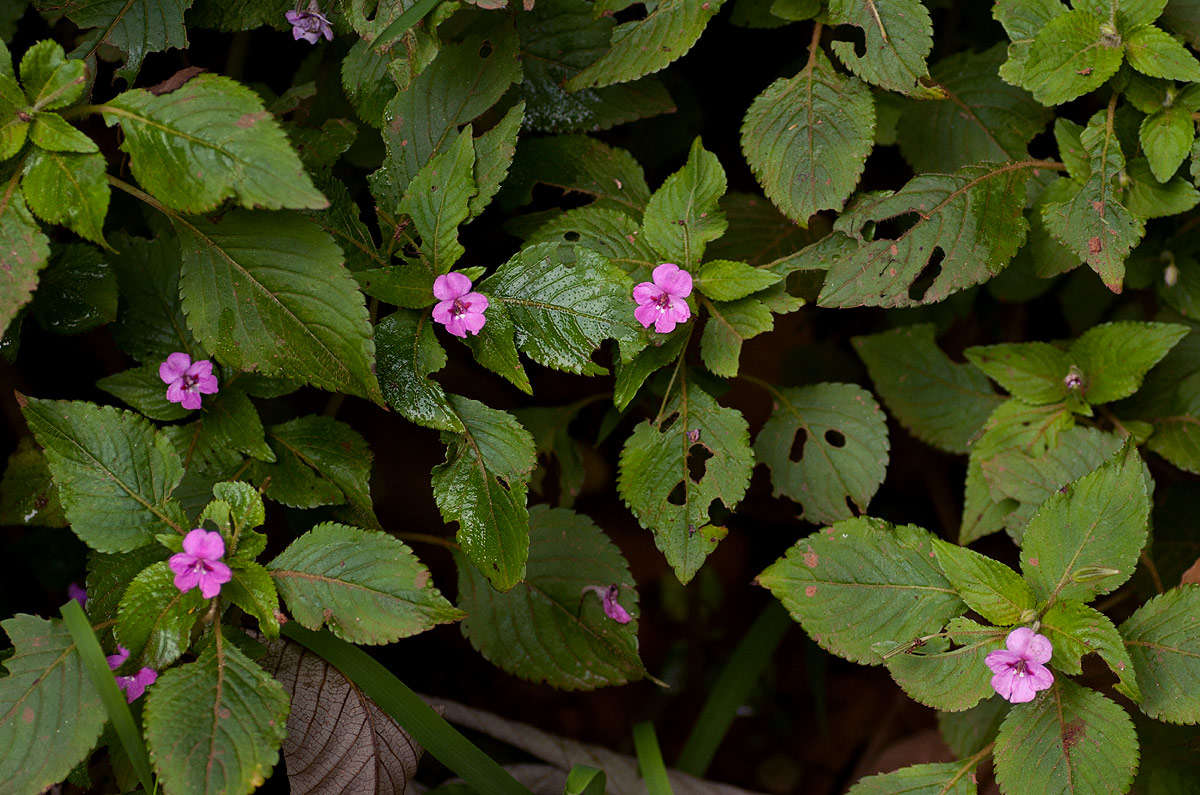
[
  {"left": 619, "top": 380, "right": 752, "bottom": 583},
  {"left": 115, "top": 561, "right": 205, "bottom": 669},
  {"left": 741, "top": 48, "right": 874, "bottom": 227},
  {"left": 757, "top": 517, "right": 965, "bottom": 665},
  {"left": 885, "top": 617, "right": 1007, "bottom": 712},
  {"left": 818, "top": 161, "right": 1034, "bottom": 308},
  {"left": 826, "top": 0, "right": 935, "bottom": 95},
  {"left": 1020, "top": 444, "right": 1151, "bottom": 603},
  {"left": 1040, "top": 600, "right": 1139, "bottom": 700},
  {"left": 35, "top": 0, "right": 193, "bottom": 81},
  {"left": 1120, "top": 585, "right": 1200, "bottom": 723},
  {"left": 176, "top": 211, "right": 381, "bottom": 402},
  {"left": 263, "top": 639, "right": 426, "bottom": 794},
  {"left": 457, "top": 505, "right": 645, "bottom": 689},
  {"left": 994, "top": 679, "right": 1138, "bottom": 795},
  {"left": 0, "top": 615, "right": 106, "bottom": 794},
  {"left": 754, "top": 383, "right": 889, "bottom": 525},
  {"left": 432, "top": 395, "right": 536, "bottom": 591},
  {"left": 642, "top": 137, "right": 728, "bottom": 270}
]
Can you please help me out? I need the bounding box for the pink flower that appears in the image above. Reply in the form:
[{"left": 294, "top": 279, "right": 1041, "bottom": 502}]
[
  {"left": 286, "top": 2, "right": 333, "bottom": 44},
  {"left": 582, "top": 584, "right": 632, "bottom": 624},
  {"left": 159, "top": 352, "right": 219, "bottom": 410},
  {"left": 67, "top": 582, "right": 87, "bottom": 607},
  {"left": 633, "top": 263, "right": 693, "bottom": 334},
  {"left": 985, "top": 627, "right": 1054, "bottom": 703},
  {"left": 107, "top": 645, "right": 130, "bottom": 670},
  {"left": 432, "top": 272, "right": 489, "bottom": 338},
  {"left": 168, "top": 529, "right": 232, "bottom": 599},
  {"left": 115, "top": 668, "right": 157, "bottom": 703}
]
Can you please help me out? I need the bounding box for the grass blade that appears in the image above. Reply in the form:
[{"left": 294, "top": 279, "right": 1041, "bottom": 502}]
[
  {"left": 374, "top": 0, "right": 442, "bottom": 52},
  {"left": 632, "top": 721, "right": 674, "bottom": 795},
  {"left": 565, "top": 765, "right": 607, "bottom": 795}
]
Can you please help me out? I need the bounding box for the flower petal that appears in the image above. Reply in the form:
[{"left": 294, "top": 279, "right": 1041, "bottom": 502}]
[
  {"left": 196, "top": 374, "right": 220, "bottom": 394},
  {"left": 106, "top": 646, "right": 130, "bottom": 670},
  {"left": 432, "top": 299, "right": 456, "bottom": 324},
  {"left": 1025, "top": 632, "right": 1053, "bottom": 664},
  {"left": 632, "top": 282, "right": 662, "bottom": 305},
  {"left": 651, "top": 263, "right": 681, "bottom": 289},
  {"left": 172, "top": 565, "right": 201, "bottom": 594},
  {"left": 181, "top": 391, "right": 203, "bottom": 410},
  {"left": 159, "top": 352, "right": 191, "bottom": 384},
  {"left": 665, "top": 294, "right": 691, "bottom": 323},
  {"left": 655, "top": 263, "right": 693, "bottom": 297},
  {"left": 187, "top": 359, "right": 213, "bottom": 379},
  {"left": 1008, "top": 674, "right": 1038, "bottom": 703},
  {"left": 653, "top": 312, "right": 678, "bottom": 334},
  {"left": 285, "top": 10, "right": 303, "bottom": 22},
  {"left": 444, "top": 316, "right": 469, "bottom": 338},
  {"left": 462, "top": 311, "right": 487, "bottom": 335},
  {"left": 990, "top": 669, "right": 1017, "bottom": 702},
  {"left": 168, "top": 551, "right": 195, "bottom": 577},
  {"left": 1005, "top": 626, "right": 1035, "bottom": 656},
  {"left": 602, "top": 587, "right": 632, "bottom": 624},
  {"left": 186, "top": 529, "right": 225, "bottom": 561},
  {"left": 165, "top": 382, "right": 186, "bottom": 404},
  {"left": 68, "top": 583, "right": 87, "bottom": 607},
  {"left": 433, "top": 272, "right": 472, "bottom": 301},
  {"left": 634, "top": 303, "right": 660, "bottom": 329},
  {"left": 1027, "top": 661, "right": 1054, "bottom": 691},
  {"left": 985, "top": 649, "right": 1021, "bottom": 675},
  {"left": 462, "top": 292, "right": 489, "bottom": 313}
]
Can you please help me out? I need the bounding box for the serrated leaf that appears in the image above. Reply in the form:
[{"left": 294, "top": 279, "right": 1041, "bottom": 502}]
[
  {"left": 21, "top": 397, "right": 185, "bottom": 551},
  {"left": 1020, "top": 444, "right": 1150, "bottom": 603},
  {"left": 464, "top": 301, "right": 532, "bottom": 394},
  {"left": 0, "top": 171, "right": 49, "bottom": 340},
  {"left": 0, "top": 74, "right": 29, "bottom": 161},
  {"left": 642, "top": 137, "right": 727, "bottom": 269},
  {"left": 457, "top": 505, "right": 645, "bottom": 689},
  {"left": 994, "top": 679, "right": 1138, "bottom": 795},
  {"left": 29, "top": 112, "right": 97, "bottom": 153},
  {"left": 827, "top": 0, "right": 934, "bottom": 94},
  {"left": 1040, "top": 600, "right": 1139, "bottom": 700},
  {"left": 0, "top": 615, "right": 105, "bottom": 794},
  {"left": 400, "top": 127, "right": 476, "bottom": 272},
  {"left": 98, "top": 363, "right": 189, "bottom": 421},
  {"left": 432, "top": 395, "right": 535, "bottom": 591},
  {"left": 565, "top": 0, "right": 725, "bottom": 91},
  {"left": 29, "top": 242, "right": 117, "bottom": 335},
  {"left": 107, "top": 232, "right": 199, "bottom": 363},
  {"left": 102, "top": 74, "right": 325, "bottom": 213},
  {"left": 37, "top": 0, "right": 193, "bottom": 81},
  {"left": 1020, "top": 10, "right": 1125, "bottom": 105},
  {"left": 1126, "top": 156, "right": 1200, "bottom": 217},
  {"left": 1076, "top": 0, "right": 1166, "bottom": 29},
  {"left": 741, "top": 48, "right": 874, "bottom": 227},
  {"left": 503, "top": 134, "right": 650, "bottom": 217},
  {"left": 20, "top": 41, "right": 87, "bottom": 110},
  {"left": 885, "top": 617, "right": 1006, "bottom": 712},
  {"left": 933, "top": 539, "right": 1034, "bottom": 625},
  {"left": 848, "top": 761, "right": 978, "bottom": 795},
  {"left": 263, "top": 639, "right": 424, "bottom": 794},
  {"left": 376, "top": 309, "right": 464, "bottom": 432},
  {"left": 519, "top": 206, "right": 659, "bottom": 278},
  {"left": 939, "top": 695, "right": 1009, "bottom": 758},
  {"left": 696, "top": 259, "right": 781, "bottom": 301},
  {"left": 1126, "top": 23, "right": 1200, "bottom": 79},
  {"left": 619, "top": 379, "right": 752, "bottom": 583},
  {"left": 269, "top": 522, "right": 462, "bottom": 645},
  {"left": 176, "top": 211, "right": 381, "bottom": 402},
  {"left": 757, "top": 517, "right": 965, "bottom": 665},
  {"left": 21, "top": 148, "right": 108, "bottom": 244},
  {"left": 754, "top": 382, "right": 889, "bottom": 525},
  {"left": 965, "top": 341, "right": 1072, "bottom": 405},
  {"left": 699, "top": 295, "right": 773, "bottom": 377},
  {"left": 819, "top": 161, "right": 1034, "bottom": 308},
  {"left": 1071, "top": 320, "right": 1189, "bottom": 403},
  {"left": 1141, "top": 105, "right": 1194, "bottom": 182},
  {"left": 1120, "top": 585, "right": 1200, "bottom": 723},
  {"left": 478, "top": 243, "right": 638, "bottom": 375},
  {"left": 145, "top": 631, "right": 289, "bottom": 795},
  {"left": 471, "top": 101, "right": 524, "bottom": 217},
  {"left": 0, "top": 436, "right": 66, "bottom": 526},
  {"left": 116, "top": 561, "right": 205, "bottom": 668}
]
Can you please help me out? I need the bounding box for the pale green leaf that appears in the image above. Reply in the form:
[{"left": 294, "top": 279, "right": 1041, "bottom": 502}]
[
  {"left": 224, "top": 561, "right": 279, "bottom": 638},
  {"left": 696, "top": 259, "right": 781, "bottom": 301},
  {"left": 401, "top": 127, "right": 476, "bottom": 272},
  {"left": 827, "top": 0, "right": 934, "bottom": 94},
  {"left": 1126, "top": 23, "right": 1200, "bottom": 79},
  {"left": 642, "top": 137, "right": 727, "bottom": 269},
  {"left": 471, "top": 101, "right": 524, "bottom": 217},
  {"left": 885, "top": 618, "right": 1007, "bottom": 712},
  {"left": 995, "top": 0, "right": 1070, "bottom": 99},
  {"left": 376, "top": 309, "right": 464, "bottom": 433},
  {"left": 102, "top": 74, "right": 326, "bottom": 213},
  {"left": 1071, "top": 320, "right": 1189, "bottom": 403},
  {"left": 37, "top": 0, "right": 193, "bottom": 80},
  {"left": 115, "top": 561, "right": 205, "bottom": 669},
  {"left": 99, "top": 363, "right": 189, "bottom": 421},
  {"left": 355, "top": 266, "right": 435, "bottom": 309},
  {"left": 29, "top": 112, "right": 97, "bottom": 153},
  {"left": 1075, "top": 0, "right": 1166, "bottom": 29},
  {"left": 21, "top": 148, "right": 108, "bottom": 244},
  {"left": 1020, "top": 10, "right": 1126, "bottom": 105},
  {"left": 965, "top": 342, "right": 1072, "bottom": 405},
  {"left": 457, "top": 505, "right": 645, "bottom": 689},
  {"left": 1120, "top": 585, "right": 1200, "bottom": 723},
  {"left": 933, "top": 539, "right": 1034, "bottom": 625},
  {"left": 1127, "top": 156, "right": 1200, "bottom": 217},
  {"left": 741, "top": 48, "right": 874, "bottom": 226},
  {"left": 1040, "top": 600, "right": 1139, "bottom": 700},
  {"left": 754, "top": 382, "right": 889, "bottom": 525},
  {"left": 20, "top": 41, "right": 87, "bottom": 111},
  {"left": 849, "top": 761, "right": 978, "bottom": 795},
  {"left": 699, "top": 295, "right": 773, "bottom": 377},
  {"left": 1141, "top": 106, "right": 1194, "bottom": 182},
  {"left": 0, "top": 74, "right": 29, "bottom": 161},
  {"left": 757, "top": 517, "right": 965, "bottom": 665}
]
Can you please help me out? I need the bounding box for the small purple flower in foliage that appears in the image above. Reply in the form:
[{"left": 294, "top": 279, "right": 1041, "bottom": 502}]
[
  {"left": 116, "top": 668, "right": 158, "bottom": 703},
  {"left": 67, "top": 582, "right": 87, "bottom": 607},
  {"left": 985, "top": 627, "right": 1054, "bottom": 703},
  {"left": 286, "top": 1, "right": 333, "bottom": 44},
  {"left": 633, "top": 263, "right": 693, "bottom": 334},
  {"left": 582, "top": 584, "right": 632, "bottom": 624},
  {"left": 159, "top": 352, "right": 218, "bottom": 410},
  {"left": 107, "top": 645, "right": 130, "bottom": 670},
  {"left": 432, "top": 272, "right": 489, "bottom": 338},
  {"left": 169, "top": 529, "right": 232, "bottom": 599}
]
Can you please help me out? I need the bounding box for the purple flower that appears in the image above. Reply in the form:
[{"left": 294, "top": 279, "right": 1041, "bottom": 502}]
[
  {"left": 286, "top": 2, "right": 333, "bottom": 44},
  {"left": 168, "top": 529, "right": 232, "bottom": 599},
  {"left": 107, "top": 645, "right": 130, "bottom": 671},
  {"left": 582, "top": 584, "right": 632, "bottom": 624},
  {"left": 432, "top": 272, "right": 489, "bottom": 338},
  {"left": 633, "top": 263, "right": 693, "bottom": 334},
  {"left": 67, "top": 582, "right": 87, "bottom": 607},
  {"left": 985, "top": 627, "right": 1054, "bottom": 703},
  {"left": 115, "top": 668, "right": 157, "bottom": 703},
  {"left": 159, "top": 352, "right": 219, "bottom": 411}
]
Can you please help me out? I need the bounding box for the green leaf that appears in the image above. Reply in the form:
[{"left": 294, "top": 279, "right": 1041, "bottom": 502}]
[
  {"left": 376, "top": 309, "right": 464, "bottom": 432},
  {"left": 932, "top": 539, "right": 1035, "bottom": 625},
  {"left": 355, "top": 266, "right": 435, "bottom": 309},
  {"left": 1071, "top": 320, "right": 1189, "bottom": 403},
  {"left": 699, "top": 295, "right": 773, "bottom": 377},
  {"left": 519, "top": 205, "right": 659, "bottom": 278},
  {"left": 1042, "top": 111, "right": 1145, "bottom": 292},
  {"left": 98, "top": 363, "right": 189, "bottom": 421},
  {"left": 853, "top": 325, "right": 1002, "bottom": 454},
  {"left": 707, "top": 192, "right": 814, "bottom": 266},
  {"left": 0, "top": 615, "right": 105, "bottom": 794},
  {"left": 144, "top": 631, "right": 289, "bottom": 795},
  {"left": 115, "top": 561, "right": 205, "bottom": 668},
  {"left": 478, "top": 243, "right": 638, "bottom": 375},
  {"left": 432, "top": 395, "right": 535, "bottom": 591},
  {"left": 1126, "top": 156, "right": 1200, "bottom": 217},
  {"left": 818, "top": 161, "right": 1034, "bottom": 308},
  {"left": 20, "top": 41, "right": 87, "bottom": 111},
  {"left": 401, "top": 127, "right": 476, "bottom": 272},
  {"left": 938, "top": 695, "right": 1009, "bottom": 757},
  {"left": 0, "top": 74, "right": 29, "bottom": 161},
  {"left": 102, "top": 74, "right": 325, "bottom": 213},
  {"left": 1020, "top": 10, "right": 1125, "bottom": 105},
  {"left": 965, "top": 341, "right": 1072, "bottom": 405},
  {"left": 1021, "top": 444, "right": 1151, "bottom": 603},
  {"left": 994, "top": 679, "right": 1138, "bottom": 795},
  {"left": 847, "top": 761, "right": 979, "bottom": 795},
  {"left": 107, "top": 232, "right": 200, "bottom": 363},
  {"left": 1076, "top": 0, "right": 1167, "bottom": 29},
  {"left": 21, "top": 397, "right": 185, "bottom": 551},
  {"left": 757, "top": 517, "right": 965, "bottom": 664},
  {"left": 0, "top": 436, "right": 66, "bottom": 526},
  {"left": 456, "top": 505, "right": 645, "bottom": 689},
  {"left": 827, "top": 0, "right": 934, "bottom": 95},
  {"left": 503, "top": 134, "right": 650, "bottom": 217},
  {"left": 741, "top": 48, "right": 874, "bottom": 226},
  {"left": 754, "top": 382, "right": 889, "bottom": 525},
  {"left": 1040, "top": 600, "right": 1138, "bottom": 699},
  {"left": 176, "top": 211, "right": 381, "bottom": 402},
  {"left": 642, "top": 137, "right": 727, "bottom": 269},
  {"left": 696, "top": 259, "right": 781, "bottom": 301},
  {"left": 618, "top": 379, "right": 752, "bottom": 583},
  {"left": 37, "top": 0, "right": 194, "bottom": 81},
  {"left": 269, "top": 522, "right": 462, "bottom": 645},
  {"left": 1141, "top": 105, "right": 1194, "bottom": 182},
  {"left": 899, "top": 45, "right": 1052, "bottom": 173},
  {"left": 565, "top": 0, "right": 726, "bottom": 90},
  {"left": 30, "top": 242, "right": 117, "bottom": 335},
  {"left": 0, "top": 178, "right": 50, "bottom": 340},
  {"left": 613, "top": 331, "right": 689, "bottom": 411},
  {"left": 885, "top": 617, "right": 1007, "bottom": 712},
  {"left": 1120, "top": 585, "right": 1200, "bottom": 723},
  {"left": 29, "top": 112, "right": 97, "bottom": 153},
  {"left": 464, "top": 301, "right": 532, "bottom": 394},
  {"left": 21, "top": 148, "right": 108, "bottom": 244},
  {"left": 1126, "top": 23, "right": 1200, "bottom": 79},
  {"left": 470, "top": 101, "right": 524, "bottom": 218},
  {"left": 223, "top": 561, "right": 279, "bottom": 637}
]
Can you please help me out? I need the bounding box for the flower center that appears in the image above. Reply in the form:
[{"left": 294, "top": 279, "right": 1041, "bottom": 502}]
[
  {"left": 181, "top": 373, "right": 199, "bottom": 392},
  {"left": 452, "top": 299, "right": 469, "bottom": 317},
  {"left": 1014, "top": 659, "right": 1028, "bottom": 677},
  {"left": 654, "top": 293, "right": 672, "bottom": 310},
  {"left": 189, "top": 559, "right": 214, "bottom": 574}
]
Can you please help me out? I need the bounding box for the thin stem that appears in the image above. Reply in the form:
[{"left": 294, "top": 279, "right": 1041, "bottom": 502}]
[
  {"left": 396, "top": 532, "right": 460, "bottom": 552},
  {"left": 1141, "top": 550, "right": 1165, "bottom": 595},
  {"left": 107, "top": 174, "right": 175, "bottom": 218},
  {"left": 804, "top": 22, "right": 824, "bottom": 70},
  {"left": 653, "top": 327, "right": 693, "bottom": 427}
]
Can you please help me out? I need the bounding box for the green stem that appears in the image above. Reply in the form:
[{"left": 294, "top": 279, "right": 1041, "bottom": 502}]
[
  {"left": 675, "top": 601, "right": 792, "bottom": 776},
  {"left": 632, "top": 721, "right": 674, "bottom": 795},
  {"left": 280, "top": 624, "right": 533, "bottom": 795}
]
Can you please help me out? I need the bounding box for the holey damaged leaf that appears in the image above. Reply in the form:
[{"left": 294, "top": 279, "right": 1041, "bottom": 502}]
[
  {"left": 618, "top": 379, "right": 753, "bottom": 583},
  {"left": 263, "top": 639, "right": 425, "bottom": 794},
  {"left": 817, "top": 160, "right": 1038, "bottom": 308},
  {"left": 826, "top": 0, "right": 935, "bottom": 95}
]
